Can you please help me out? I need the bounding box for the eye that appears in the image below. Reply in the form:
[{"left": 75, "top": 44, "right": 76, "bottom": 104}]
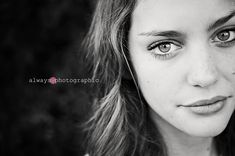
[
  {"left": 147, "top": 40, "right": 182, "bottom": 60},
  {"left": 213, "top": 29, "right": 235, "bottom": 47},
  {"left": 158, "top": 43, "right": 172, "bottom": 53}
]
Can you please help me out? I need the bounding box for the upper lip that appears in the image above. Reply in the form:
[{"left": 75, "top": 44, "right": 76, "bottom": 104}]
[{"left": 181, "top": 95, "right": 232, "bottom": 107}]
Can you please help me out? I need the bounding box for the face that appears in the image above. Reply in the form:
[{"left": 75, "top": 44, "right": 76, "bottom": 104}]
[{"left": 128, "top": 0, "right": 235, "bottom": 137}]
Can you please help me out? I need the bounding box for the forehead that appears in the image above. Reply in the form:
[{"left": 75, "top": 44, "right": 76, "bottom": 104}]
[{"left": 131, "top": 0, "right": 235, "bottom": 32}]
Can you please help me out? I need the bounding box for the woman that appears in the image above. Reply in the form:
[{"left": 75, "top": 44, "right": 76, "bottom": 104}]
[{"left": 83, "top": 0, "right": 235, "bottom": 155}]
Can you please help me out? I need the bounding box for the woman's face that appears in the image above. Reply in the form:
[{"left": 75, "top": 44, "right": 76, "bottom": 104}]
[{"left": 128, "top": 0, "right": 235, "bottom": 137}]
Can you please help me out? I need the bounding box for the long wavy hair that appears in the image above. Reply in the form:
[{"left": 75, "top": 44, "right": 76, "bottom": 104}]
[{"left": 83, "top": 0, "right": 235, "bottom": 156}]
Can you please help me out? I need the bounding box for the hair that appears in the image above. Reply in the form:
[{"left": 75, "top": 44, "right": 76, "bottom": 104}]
[{"left": 82, "top": 0, "right": 235, "bottom": 156}]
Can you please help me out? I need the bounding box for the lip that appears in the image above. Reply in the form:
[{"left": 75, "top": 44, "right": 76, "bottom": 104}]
[{"left": 181, "top": 95, "right": 232, "bottom": 107}]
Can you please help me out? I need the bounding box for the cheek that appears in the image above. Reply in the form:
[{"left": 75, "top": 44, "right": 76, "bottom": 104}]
[
  {"left": 216, "top": 50, "right": 235, "bottom": 83},
  {"left": 135, "top": 63, "right": 184, "bottom": 112},
  {"left": 130, "top": 50, "right": 187, "bottom": 109},
  {"left": 139, "top": 77, "right": 178, "bottom": 124},
  {"left": 140, "top": 78, "right": 174, "bottom": 105},
  {"left": 218, "top": 52, "right": 235, "bottom": 97},
  {"left": 228, "top": 57, "right": 235, "bottom": 84}
]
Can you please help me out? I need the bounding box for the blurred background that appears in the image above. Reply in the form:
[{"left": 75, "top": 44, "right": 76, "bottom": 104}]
[{"left": 1, "top": 0, "right": 96, "bottom": 155}]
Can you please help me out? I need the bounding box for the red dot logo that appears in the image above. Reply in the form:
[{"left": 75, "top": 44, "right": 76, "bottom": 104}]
[{"left": 49, "top": 77, "right": 57, "bottom": 85}]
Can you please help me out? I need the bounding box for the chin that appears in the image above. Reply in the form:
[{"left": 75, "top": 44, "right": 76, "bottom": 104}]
[
  {"left": 182, "top": 116, "right": 231, "bottom": 137},
  {"left": 187, "top": 126, "right": 226, "bottom": 138}
]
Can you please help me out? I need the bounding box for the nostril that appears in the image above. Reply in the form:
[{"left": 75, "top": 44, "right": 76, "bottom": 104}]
[
  {"left": 187, "top": 72, "right": 219, "bottom": 88},
  {"left": 193, "top": 84, "right": 201, "bottom": 88},
  {"left": 191, "top": 81, "right": 216, "bottom": 88}
]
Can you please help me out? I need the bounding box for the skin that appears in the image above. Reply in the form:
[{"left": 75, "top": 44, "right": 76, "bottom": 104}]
[{"left": 128, "top": 0, "right": 235, "bottom": 155}]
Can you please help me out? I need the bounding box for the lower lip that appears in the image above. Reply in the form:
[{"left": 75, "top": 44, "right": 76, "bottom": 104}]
[{"left": 186, "top": 100, "right": 225, "bottom": 115}]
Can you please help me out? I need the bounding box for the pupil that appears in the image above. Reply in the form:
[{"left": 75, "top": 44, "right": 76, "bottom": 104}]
[
  {"left": 159, "top": 43, "right": 171, "bottom": 52},
  {"left": 218, "top": 31, "right": 230, "bottom": 41}
]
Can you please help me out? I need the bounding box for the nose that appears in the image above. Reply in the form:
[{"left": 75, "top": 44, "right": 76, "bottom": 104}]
[{"left": 187, "top": 47, "right": 219, "bottom": 88}]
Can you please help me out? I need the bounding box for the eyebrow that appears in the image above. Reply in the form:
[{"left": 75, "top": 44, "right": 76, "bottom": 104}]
[
  {"left": 208, "top": 10, "right": 235, "bottom": 31},
  {"left": 138, "top": 10, "right": 235, "bottom": 37},
  {"left": 138, "top": 30, "right": 184, "bottom": 37}
]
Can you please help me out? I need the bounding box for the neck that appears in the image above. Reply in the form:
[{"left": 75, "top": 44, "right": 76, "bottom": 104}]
[{"left": 149, "top": 110, "right": 217, "bottom": 156}]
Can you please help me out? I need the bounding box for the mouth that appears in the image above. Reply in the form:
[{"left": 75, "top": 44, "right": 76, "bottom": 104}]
[
  {"left": 183, "top": 96, "right": 231, "bottom": 107},
  {"left": 179, "top": 95, "right": 233, "bottom": 115}
]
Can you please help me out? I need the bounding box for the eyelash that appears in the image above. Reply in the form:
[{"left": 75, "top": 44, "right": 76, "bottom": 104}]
[{"left": 147, "top": 27, "right": 235, "bottom": 60}]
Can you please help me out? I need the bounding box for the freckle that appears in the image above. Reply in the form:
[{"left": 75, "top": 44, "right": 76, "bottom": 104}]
[{"left": 232, "top": 72, "right": 235, "bottom": 75}]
